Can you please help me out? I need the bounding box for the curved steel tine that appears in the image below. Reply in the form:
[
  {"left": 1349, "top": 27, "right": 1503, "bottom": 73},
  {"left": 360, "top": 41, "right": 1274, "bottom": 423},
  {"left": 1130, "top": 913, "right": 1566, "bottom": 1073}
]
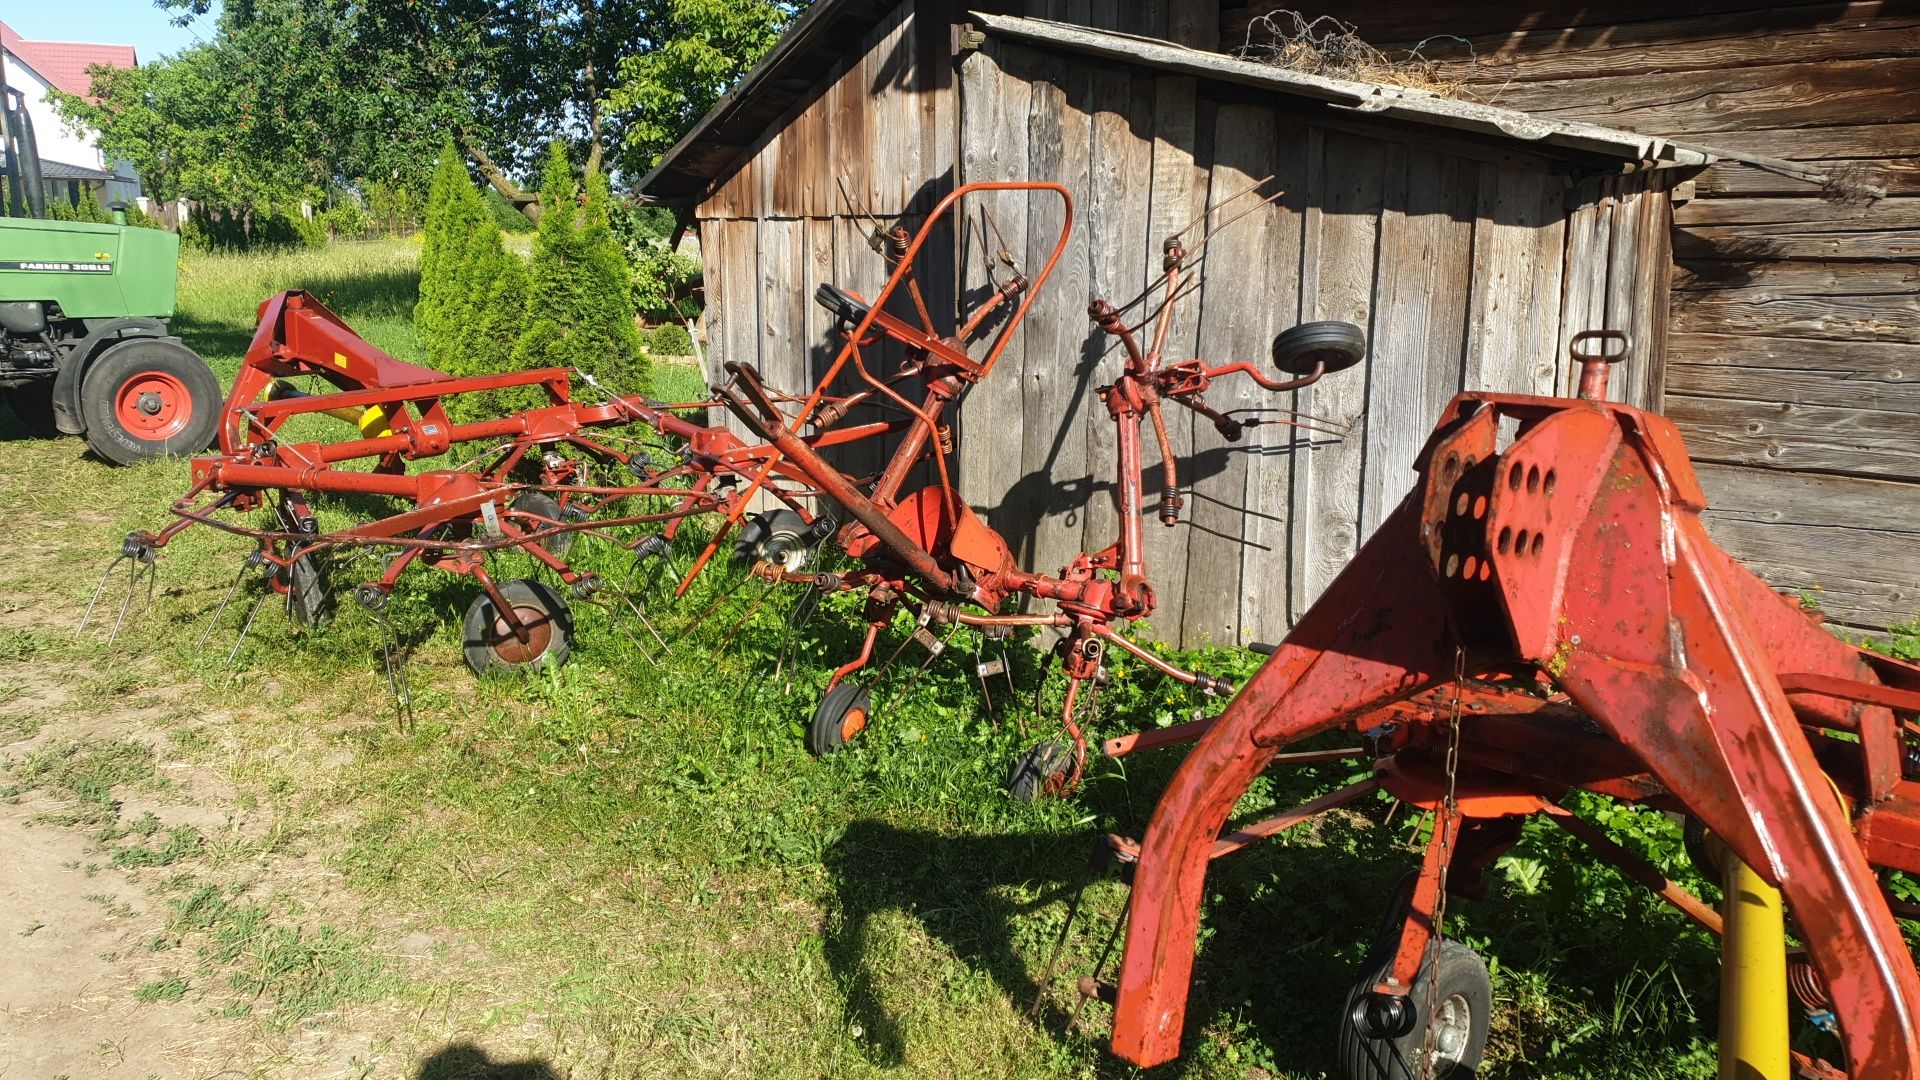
[
  {"left": 372, "top": 610, "right": 414, "bottom": 731},
  {"left": 106, "top": 555, "right": 159, "bottom": 649},
  {"left": 714, "top": 579, "right": 779, "bottom": 655},
  {"left": 196, "top": 560, "right": 254, "bottom": 650},
  {"left": 1067, "top": 907, "right": 1130, "bottom": 1036},
  {"left": 77, "top": 553, "right": 130, "bottom": 635},
  {"left": 576, "top": 594, "right": 662, "bottom": 667},
  {"left": 225, "top": 591, "right": 270, "bottom": 667},
  {"left": 1029, "top": 842, "right": 1110, "bottom": 1018},
  {"left": 890, "top": 622, "right": 962, "bottom": 702},
  {"left": 770, "top": 580, "right": 824, "bottom": 685}
]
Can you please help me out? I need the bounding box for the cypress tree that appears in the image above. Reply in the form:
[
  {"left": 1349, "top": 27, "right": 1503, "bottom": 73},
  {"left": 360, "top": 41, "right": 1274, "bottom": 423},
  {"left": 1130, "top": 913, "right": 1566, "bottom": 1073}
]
[
  {"left": 513, "top": 142, "right": 644, "bottom": 389},
  {"left": 412, "top": 137, "right": 468, "bottom": 365}
]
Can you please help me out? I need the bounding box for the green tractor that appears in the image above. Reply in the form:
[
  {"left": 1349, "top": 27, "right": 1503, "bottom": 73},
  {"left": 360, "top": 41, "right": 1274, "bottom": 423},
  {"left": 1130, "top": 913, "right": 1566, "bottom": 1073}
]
[{"left": 1, "top": 77, "right": 219, "bottom": 465}]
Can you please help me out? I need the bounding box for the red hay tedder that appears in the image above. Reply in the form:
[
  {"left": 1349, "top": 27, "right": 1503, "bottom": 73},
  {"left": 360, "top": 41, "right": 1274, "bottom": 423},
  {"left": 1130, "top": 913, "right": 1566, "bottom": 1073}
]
[
  {"left": 94, "top": 179, "right": 1357, "bottom": 794},
  {"left": 1051, "top": 342, "right": 1920, "bottom": 1080},
  {"left": 91, "top": 175, "right": 1920, "bottom": 1077}
]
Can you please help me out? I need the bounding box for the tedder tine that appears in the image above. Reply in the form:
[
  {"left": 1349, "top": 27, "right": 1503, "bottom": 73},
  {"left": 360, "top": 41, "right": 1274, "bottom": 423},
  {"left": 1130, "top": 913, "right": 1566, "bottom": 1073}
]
[
  {"left": 196, "top": 553, "right": 264, "bottom": 651},
  {"left": 371, "top": 609, "right": 414, "bottom": 731},
  {"left": 770, "top": 580, "right": 825, "bottom": 685},
  {"left": 225, "top": 589, "right": 272, "bottom": 667},
  {"left": 77, "top": 554, "right": 130, "bottom": 637}
]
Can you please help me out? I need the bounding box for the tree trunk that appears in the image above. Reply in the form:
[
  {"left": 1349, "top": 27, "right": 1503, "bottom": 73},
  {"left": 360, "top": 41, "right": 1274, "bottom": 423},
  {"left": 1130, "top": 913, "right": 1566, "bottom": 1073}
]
[{"left": 458, "top": 133, "right": 542, "bottom": 224}]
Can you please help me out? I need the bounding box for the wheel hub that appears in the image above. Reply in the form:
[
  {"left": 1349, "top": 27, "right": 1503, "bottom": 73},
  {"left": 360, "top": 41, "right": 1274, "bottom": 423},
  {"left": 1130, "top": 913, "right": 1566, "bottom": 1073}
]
[
  {"left": 1430, "top": 992, "right": 1472, "bottom": 1063},
  {"left": 488, "top": 603, "right": 554, "bottom": 664},
  {"left": 113, "top": 370, "right": 193, "bottom": 438}
]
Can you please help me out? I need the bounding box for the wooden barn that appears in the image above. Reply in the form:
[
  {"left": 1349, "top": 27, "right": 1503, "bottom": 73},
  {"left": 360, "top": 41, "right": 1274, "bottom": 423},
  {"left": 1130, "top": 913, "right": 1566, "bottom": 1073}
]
[{"left": 637, "top": 0, "right": 1915, "bottom": 643}]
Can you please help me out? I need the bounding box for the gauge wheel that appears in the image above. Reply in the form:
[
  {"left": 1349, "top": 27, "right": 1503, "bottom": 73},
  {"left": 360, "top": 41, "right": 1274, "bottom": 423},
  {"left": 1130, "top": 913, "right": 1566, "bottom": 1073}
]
[
  {"left": 1337, "top": 939, "right": 1490, "bottom": 1080},
  {"left": 2, "top": 382, "right": 59, "bottom": 436},
  {"left": 78, "top": 338, "right": 222, "bottom": 465},
  {"left": 1008, "top": 739, "right": 1073, "bottom": 803},
  {"left": 808, "top": 682, "right": 871, "bottom": 756},
  {"left": 511, "top": 492, "right": 575, "bottom": 558},
  {"left": 462, "top": 578, "right": 574, "bottom": 676},
  {"left": 278, "top": 549, "right": 333, "bottom": 628},
  {"left": 1273, "top": 320, "right": 1367, "bottom": 377}
]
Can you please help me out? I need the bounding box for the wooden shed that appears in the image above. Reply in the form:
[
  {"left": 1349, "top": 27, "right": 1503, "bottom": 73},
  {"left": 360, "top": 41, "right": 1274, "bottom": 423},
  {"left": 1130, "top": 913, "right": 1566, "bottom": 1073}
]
[
  {"left": 1197, "top": 0, "right": 1920, "bottom": 633},
  {"left": 638, "top": 1, "right": 1748, "bottom": 646}
]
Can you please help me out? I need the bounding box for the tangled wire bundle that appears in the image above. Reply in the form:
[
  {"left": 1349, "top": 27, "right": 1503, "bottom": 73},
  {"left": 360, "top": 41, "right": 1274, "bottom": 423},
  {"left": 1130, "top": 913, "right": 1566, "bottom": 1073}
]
[{"left": 1235, "top": 10, "right": 1478, "bottom": 99}]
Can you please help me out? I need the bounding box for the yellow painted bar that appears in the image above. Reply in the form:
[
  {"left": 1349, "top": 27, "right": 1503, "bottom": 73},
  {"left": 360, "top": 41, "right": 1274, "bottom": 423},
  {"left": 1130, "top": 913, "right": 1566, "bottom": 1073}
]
[{"left": 1719, "top": 850, "right": 1790, "bottom": 1080}]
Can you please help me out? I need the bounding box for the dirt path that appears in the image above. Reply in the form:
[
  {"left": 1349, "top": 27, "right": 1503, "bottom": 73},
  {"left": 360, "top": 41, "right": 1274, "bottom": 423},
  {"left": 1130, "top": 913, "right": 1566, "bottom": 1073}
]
[{"left": 0, "top": 452, "right": 566, "bottom": 1080}]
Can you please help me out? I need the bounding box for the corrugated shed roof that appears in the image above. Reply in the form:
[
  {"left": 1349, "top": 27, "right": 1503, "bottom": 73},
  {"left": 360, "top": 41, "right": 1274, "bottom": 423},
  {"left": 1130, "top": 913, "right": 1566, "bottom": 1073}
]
[{"left": 0, "top": 20, "right": 138, "bottom": 101}]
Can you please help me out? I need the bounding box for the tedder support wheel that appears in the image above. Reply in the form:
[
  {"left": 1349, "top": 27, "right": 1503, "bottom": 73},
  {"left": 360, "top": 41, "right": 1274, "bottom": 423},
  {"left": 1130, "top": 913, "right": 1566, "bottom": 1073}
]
[
  {"left": 1008, "top": 739, "right": 1073, "bottom": 803},
  {"left": 462, "top": 578, "right": 574, "bottom": 676},
  {"left": 510, "top": 492, "right": 576, "bottom": 558},
  {"left": 2, "top": 382, "right": 59, "bottom": 436},
  {"left": 78, "top": 338, "right": 221, "bottom": 465},
  {"left": 280, "top": 551, "right": 333, "bottom": 628},
  {"left": 1273, "top": 320, "right": 1367, "bottom": 377},
  {"left": 808, "top": 682, "right": 871, "bottom": 756},
  {"left": 1338, "top": 939, "right": 1491, "bottom": 1080}
]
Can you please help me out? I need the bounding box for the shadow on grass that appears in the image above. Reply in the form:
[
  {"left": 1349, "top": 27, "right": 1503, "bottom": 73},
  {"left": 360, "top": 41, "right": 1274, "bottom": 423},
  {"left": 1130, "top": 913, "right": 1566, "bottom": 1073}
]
[
  {"left": 820, "top": 783, "right": 1411, "bottom": 1074},
  {"left": 413, "top": 1042, "right": 560, "bottom": 1079}
]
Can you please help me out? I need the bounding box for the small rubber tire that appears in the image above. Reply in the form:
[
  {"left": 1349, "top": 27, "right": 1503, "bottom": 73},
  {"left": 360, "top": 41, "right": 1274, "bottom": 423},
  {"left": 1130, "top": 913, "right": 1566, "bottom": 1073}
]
[
  {"left": 2, "top": 382, "right": 60, "bottom": 436},
  {"left": 78, "top": 338, "right": 221, "bottom": 465},
  {"left": 510, "top": 492, "right": 575, "bottom": 559},
  {"left": 1273, "top": 320, "right": 1368, "bottom": 377},
  {"left": 280, "top": 551, "right": 333, "bottom": 628},
  {"left": 1337, "top": 939, "right": 1491, "bottom": 1080},
  {"left": 808, "top": 682, "right": 871, "bottom": 756},
  {"left": 462, "top": 578, "right": 574, "bottom": 676},
  {"left": 1008, "top": 739, "right": 1073, "bottom": 803},
  {"left": 733, "top": 508, "right": 810, "bottom": 570}
]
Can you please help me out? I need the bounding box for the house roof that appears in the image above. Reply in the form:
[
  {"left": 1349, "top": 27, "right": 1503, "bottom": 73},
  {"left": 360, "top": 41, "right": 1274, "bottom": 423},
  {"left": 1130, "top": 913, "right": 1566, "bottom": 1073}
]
[
  {"left": 39, "top": 157, "right": 114, "bottom": 181},
  {"left": 638, "top": 3, "right": 1717, "bottom": 206},
  {"left": 0, "top": 20, "right": 138, "bottom": 101}
]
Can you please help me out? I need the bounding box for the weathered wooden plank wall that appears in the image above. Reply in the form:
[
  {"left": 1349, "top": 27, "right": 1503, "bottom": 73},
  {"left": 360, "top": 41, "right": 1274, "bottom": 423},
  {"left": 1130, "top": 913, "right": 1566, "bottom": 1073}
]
[
  {"left": 691, "top": 4, "right": 1682, "bottom": 645},
  {"left": 1214, "top": 0, "right": 1920, "bottom": 631},
  {"left": 955, "top": 40, "right": 1635, "bottom": 646}
]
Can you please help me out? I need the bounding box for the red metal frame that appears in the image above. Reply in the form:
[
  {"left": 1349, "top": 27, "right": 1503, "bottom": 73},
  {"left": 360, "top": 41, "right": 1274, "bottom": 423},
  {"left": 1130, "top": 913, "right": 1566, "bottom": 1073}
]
[{"left": 1088, "top": 349, "right": 1920, "bottom": 1078}]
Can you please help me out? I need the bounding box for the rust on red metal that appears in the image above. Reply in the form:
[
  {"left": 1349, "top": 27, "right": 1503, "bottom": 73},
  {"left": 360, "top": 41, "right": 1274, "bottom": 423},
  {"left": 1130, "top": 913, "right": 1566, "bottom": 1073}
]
[{"left": 1099, "top": 347, "right": 1920, "bottom": 1078}]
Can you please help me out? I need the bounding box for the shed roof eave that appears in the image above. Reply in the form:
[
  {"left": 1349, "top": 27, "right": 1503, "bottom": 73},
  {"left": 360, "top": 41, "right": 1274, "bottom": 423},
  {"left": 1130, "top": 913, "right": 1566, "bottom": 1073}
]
[
  {"left": 967, "top": 11, "right": 1717, "bottom": 172},
  {"left": 636, "top": 0, "right": 867, "bottom": 205}
]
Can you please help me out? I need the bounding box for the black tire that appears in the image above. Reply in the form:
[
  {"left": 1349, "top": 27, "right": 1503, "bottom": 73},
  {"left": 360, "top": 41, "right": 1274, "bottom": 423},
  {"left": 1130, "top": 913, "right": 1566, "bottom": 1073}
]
[
  {"left": 1008, "top": 739, "right": 1072, "bottom": 803},
  {"left": 77, "top": 338, "right": 221, "bottom": 465},
  {"left": 462, "top": 578, "right": 574, "bottom": 676},
  {"left": 280, "top": 551, "right": 332, "bottom": 628},
  {"left": 1273, "top": 320, "right": 1367, "bottom": 377},
  {"left": 808, "top": 682, "right": 871, "bottom": 756},
  {"left": 1337, "top": 939, "right": 1491, "bottom": 1080},
  {"left": 2, "top": 382, "right": 59, "bottom": 436},
  {"left": 732, "top": 508, "right": 811, "bottom": 571},
  {"left": 510, "top": 492, "right": 575, "bottom": 559}
]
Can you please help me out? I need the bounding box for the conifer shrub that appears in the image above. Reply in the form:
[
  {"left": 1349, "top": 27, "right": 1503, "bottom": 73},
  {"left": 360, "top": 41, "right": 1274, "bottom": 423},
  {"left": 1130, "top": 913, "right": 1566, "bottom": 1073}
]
[{"left": 512, "top": 142, "right": 645, "bottom": 392}]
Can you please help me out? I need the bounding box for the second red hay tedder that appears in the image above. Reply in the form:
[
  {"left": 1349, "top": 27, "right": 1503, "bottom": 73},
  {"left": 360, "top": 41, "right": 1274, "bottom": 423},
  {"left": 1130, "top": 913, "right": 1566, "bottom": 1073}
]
[{"left": 89, "top": 177, "right": 1920, "bottom": 1079}]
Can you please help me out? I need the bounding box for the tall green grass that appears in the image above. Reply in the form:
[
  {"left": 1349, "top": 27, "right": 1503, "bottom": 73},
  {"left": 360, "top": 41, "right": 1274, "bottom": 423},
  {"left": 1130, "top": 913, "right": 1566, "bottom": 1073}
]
[{"left": 0, "top": 239, "right": 1767, "bottom": 1078}]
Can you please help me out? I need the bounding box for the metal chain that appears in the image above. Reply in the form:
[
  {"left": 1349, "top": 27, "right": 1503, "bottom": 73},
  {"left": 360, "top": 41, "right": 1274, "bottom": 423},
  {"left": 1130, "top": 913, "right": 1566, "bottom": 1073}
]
[{"left": 1420, "top": 645, "right": 1467, "bottom": 1080}]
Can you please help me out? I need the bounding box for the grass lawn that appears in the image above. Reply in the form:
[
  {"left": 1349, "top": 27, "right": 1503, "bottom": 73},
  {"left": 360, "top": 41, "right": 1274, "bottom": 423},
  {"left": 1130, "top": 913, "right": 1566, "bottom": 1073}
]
[{"left": 1, "top": 236, "right": 1854, "bottom": 1078}]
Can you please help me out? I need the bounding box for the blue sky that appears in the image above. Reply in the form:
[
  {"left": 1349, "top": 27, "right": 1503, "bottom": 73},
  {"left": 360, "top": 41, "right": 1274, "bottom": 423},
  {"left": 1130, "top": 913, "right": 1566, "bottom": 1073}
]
[{"left": 6, "top": 0, "right": 221, "bottom": 64}]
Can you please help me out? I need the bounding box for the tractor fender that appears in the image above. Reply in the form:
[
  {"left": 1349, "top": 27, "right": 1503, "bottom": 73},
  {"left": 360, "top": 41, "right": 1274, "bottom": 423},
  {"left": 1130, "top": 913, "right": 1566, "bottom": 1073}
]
[{"left": 50, "top": 318, "right": 181, "bottom": 435}]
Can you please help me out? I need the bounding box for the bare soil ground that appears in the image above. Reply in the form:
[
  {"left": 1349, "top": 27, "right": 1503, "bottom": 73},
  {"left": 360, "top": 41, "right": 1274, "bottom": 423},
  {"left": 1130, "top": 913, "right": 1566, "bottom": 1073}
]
[{"left": 0, "top": 448, "right": 567, "bottom": 1080}]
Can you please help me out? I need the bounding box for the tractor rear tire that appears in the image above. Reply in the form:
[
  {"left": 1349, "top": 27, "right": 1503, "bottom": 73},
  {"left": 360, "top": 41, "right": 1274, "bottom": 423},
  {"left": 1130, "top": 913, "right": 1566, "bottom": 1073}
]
[
  {"left": 2, "top": 382, "right": 59, "bottom": 436},
  {"left": 78, "top": 338, "right": 221, "bottom": 465},
  {"left": 1337, "top": 939, "right": 1490, "bottom": 1080}
]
